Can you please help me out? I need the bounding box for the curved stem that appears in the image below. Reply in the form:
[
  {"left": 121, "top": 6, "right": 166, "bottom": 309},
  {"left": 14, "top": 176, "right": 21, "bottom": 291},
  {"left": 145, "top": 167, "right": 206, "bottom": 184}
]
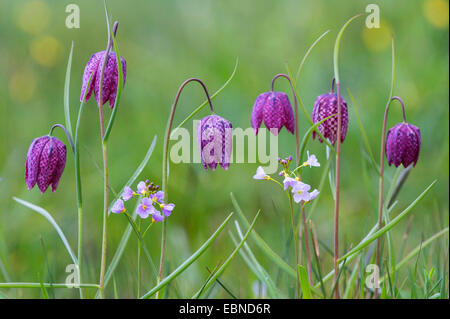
[
  {"left": 391, "top": 96, "right": 407, "bottom": 123},
  {"left": 49, "top": 123, "right": 84, "bottom": 298},
  {"left": 157, "top": 78, "right": 215, "bottom": 298},
  {"left": 49, "top": 124, "right": 75, "bottom": 153},
  {"left": 330, "top": 77, "right": 336, "bottom": 94},
  {"left": 375, "top": 95, "right": 405, "bottom": 298},
  {"left": 271, "top": 73, "right": 300, "bottom": 166}
]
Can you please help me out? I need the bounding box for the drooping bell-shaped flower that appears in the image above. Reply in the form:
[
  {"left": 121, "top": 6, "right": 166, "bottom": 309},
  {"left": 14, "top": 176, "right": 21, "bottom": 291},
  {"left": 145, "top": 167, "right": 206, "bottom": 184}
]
[
  {"left": 80, "top": 50, "right": 127, "bottom": 108},
  {"left": 25, "top": 136, "right": 67, "bottom": 193},
  {"left": 385, "top": 122, "right": 421, "bottom": 168},
  {"left": 251, "top": 91, "right": 295, "bottom": 136},
  {"left": 197, "top": 115, "right": 233, "bottom": 170},
  {"left": 312, "top": 81, "right": 348, "bottom": 145}
]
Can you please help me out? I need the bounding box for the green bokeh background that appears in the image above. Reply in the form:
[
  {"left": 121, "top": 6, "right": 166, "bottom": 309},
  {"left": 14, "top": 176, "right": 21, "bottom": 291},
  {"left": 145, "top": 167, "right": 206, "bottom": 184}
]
[{"left": 0, "top": 0, "right": 448, "bottom": 298}]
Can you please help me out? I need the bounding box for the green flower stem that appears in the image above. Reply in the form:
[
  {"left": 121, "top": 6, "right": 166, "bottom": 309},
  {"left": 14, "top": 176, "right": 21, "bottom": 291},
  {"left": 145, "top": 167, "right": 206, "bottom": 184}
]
[
  {"left": 74, "top": 73, "right": 91, "bottom": 299},
  {"left": 137, "top": 218, "right": 142, "bottom": 298},
  {"left": 159, "top": 78, "right": 215, "bottom": 298},
  {"left": 301, "top": 205, "right": 313, "bottom": 285},
  {"left": 97, "top": 31, "right": 113, "bottom": 301},
  {"left": 331, "top": 14, "right": 361, "bottom": 298},
  {"left": 48, "top": 123, "right": 84, "bottom": 298},
  {"left": 271, "top": 74, "right": 300, "bottom": 166},
  {"left": 375, "top": 37, "right": 396, "bottom": 299},
  {"left": 288, "top": 194, "right": 300, "bottom": 298},
  {"left": 97, "top": 2, "right": 119, "bottom": 297}
]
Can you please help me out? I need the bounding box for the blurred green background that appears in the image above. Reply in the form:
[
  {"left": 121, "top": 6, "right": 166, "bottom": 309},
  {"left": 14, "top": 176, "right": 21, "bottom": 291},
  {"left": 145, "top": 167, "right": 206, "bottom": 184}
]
[{"left": 0, "top": 0, "right": 448, "bottom": 298}]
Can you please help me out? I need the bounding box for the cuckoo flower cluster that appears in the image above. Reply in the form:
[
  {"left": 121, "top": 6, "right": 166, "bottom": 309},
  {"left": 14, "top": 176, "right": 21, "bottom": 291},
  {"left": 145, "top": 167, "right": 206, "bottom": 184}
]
[
  {"left": 253, "top": 152, "right": 320, "bottom": 204},
  {"left": 111, "top": 180, "right": 175, "bottom": 222}
]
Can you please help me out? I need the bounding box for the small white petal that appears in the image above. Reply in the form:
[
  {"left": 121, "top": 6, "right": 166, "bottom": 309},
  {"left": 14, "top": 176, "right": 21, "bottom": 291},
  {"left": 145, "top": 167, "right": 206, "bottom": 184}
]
[{"left": 253, "top": 166, "right": 267, "bottom": 180}]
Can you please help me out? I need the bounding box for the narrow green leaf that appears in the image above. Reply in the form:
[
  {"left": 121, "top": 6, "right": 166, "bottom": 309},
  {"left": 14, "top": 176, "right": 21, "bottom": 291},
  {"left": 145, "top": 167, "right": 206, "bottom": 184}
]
[
  {"left": 141, "top": 213, "right": 234, "bottom": 299},
  {"left": 342, "top": 260, "right": 359, "bottom": 299},
  {"left": 206, "top": 266, "right": 238, "bottom": 299},
  {"left": 103, "top": 29, "right": 124, "bottom": 143},
  {"left": 234, "top": 221, "right": 281, "bottom": 298},
  {"left": 63, "top": 41, "right": 74, "bottom": 137},
  {"left": 230, "top": 193, "right": 296, "bottom": 278},
  {"left": 295, "top": 30, "right": 330, "bottom": 81},
  {"left": 13, "top": 197, "right": 77, "bottom": 265},
  {"left": 339, "top": 180, "right": 437, "bottom": 262},
  {"left": 333, "top": 14, "right": 362, "bottom": 83},
  {"left": 298, "top": 265, "right": 312, "bottom": 299},
  {"left": 192, "top": 211, "right": 260, "bottom": 299},
  {"left": 347, "top": 88, "right": 380, "bottom": 176},
  {"left": 380, "top": 227, "right": 449, "bottom": 285}
]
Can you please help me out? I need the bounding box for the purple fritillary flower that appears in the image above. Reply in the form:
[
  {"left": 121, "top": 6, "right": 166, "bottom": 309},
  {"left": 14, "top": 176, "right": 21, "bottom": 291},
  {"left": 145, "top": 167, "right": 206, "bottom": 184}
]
[
  {"left": 251, "top": 91, "right": 295, "bottom": 136},
  {"left": 80, "top": 50, "right": 127, "bottom": 109},
  {"left": 111, "top": 199, "right": 126, "bottom": 214},
  {"left": 312, "top": 93, "right": 348, "bottom": 145},
  {"left": 137, "top": 181, "right": 148, "bottom": 196},
  {"left": 291, "top": 181, "right": 312, "bottom": 203},
  {"left": 197, "top": 115, "right": 232, "bottom": 171},
  {"left": 122, "top": 186, "right": 135, "bottom": 201},
  {"left": 385, "top": 122, "right": 421, "bottom": 168},
  {"left": 25, "top": 136, "right": 67, "bottom": 193},
  {"left": 137, "top": 197, "right": 156, "bottom": 219},
  {"left": 161, "top": 203, "right": 175, "bottom": 217}
]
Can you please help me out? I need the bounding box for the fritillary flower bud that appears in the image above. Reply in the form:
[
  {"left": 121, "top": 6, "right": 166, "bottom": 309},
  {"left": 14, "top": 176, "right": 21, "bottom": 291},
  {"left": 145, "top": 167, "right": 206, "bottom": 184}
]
[
  {"left": 25, "top": 136, "right": 67, "bottom": 193},
  {"left": 80, "top": 50, "right": 127, "bottom": 108},
  {"left": 197, "top": 115, "right": 232, "bottom": 170},
  {"left": 251, "top": 91, "right": 295, "bottom": 136},
  {"left": 312, "top": 80, "right": 348, "bottom": 145},
  {"left": 385, "top": 122, "right": 421, "bottom": 168}
]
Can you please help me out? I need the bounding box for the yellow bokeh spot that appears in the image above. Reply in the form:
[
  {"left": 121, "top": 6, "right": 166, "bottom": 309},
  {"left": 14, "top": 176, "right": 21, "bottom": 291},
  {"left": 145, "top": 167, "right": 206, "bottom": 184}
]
[
  {"left": 16, "top": 0, "right": 51, "bottom": 35},
  {"left": 9, "top": 68, "right": 37, "bottom": 103},
  {"left": 424, "top": 0, "right": 449, "bottom": 28},
  {"left": 362, "top": 19, "right": 392, "bottom": 52},
  {"left": 30, "top": 36, "right": 63, "bottom": 67}
]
